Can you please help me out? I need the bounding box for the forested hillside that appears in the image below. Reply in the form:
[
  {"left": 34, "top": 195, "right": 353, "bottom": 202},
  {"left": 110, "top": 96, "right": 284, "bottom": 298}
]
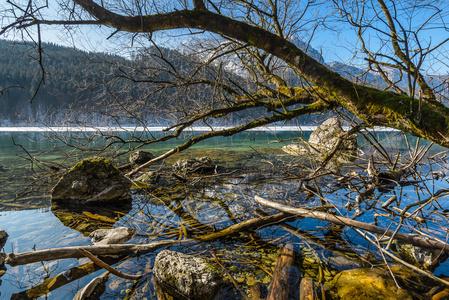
[
  {"left": 0, "top": 39, "right": 327, "bottom": 126},
  {"left": 0, "top": 40, "right": 197, "bottom": 125}
]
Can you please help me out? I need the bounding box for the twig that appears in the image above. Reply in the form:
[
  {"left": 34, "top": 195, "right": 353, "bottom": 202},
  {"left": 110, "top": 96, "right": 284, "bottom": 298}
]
[{"left": 78, "top": 248, "right": 143, "bottom": 280}]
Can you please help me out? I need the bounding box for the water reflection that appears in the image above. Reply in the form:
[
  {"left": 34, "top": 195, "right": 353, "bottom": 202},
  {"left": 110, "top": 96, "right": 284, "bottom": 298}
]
[{"left": 1, "top": 129, "right": 448, "bottom": 299}]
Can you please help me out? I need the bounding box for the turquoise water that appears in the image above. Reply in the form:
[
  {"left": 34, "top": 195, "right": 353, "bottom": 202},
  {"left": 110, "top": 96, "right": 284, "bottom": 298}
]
[{"left": 0, "top": 129, "right": 448, "bottom": 299}]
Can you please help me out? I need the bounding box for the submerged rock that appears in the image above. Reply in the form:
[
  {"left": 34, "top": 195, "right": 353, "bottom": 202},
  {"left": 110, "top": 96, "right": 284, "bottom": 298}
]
[
  {"left": 173, "top": 156, "right": 216, "bottom": 174},
  {"left": 129, "top": 150, "right": 154, "bottom": 165},
  {"left": 331, "top": 268, "right": 413, "bottom": 299},
  {"left": 51, "top": 157, "right": 132, "bottom": 205},
  {"left": 136, "top": 171, "right": 160, "bottom": 184},
  {"left": 153, "top": 250, "right": 223, "bottom": 300},
  {"left": 395, "top": 237, "right": 448, "bottom": 271},
  {"left": 283, "top": 117, "right": 357, "bottom": 162},
  {"left": 89, "top": 227, "right": 136, "bottom": 245}
]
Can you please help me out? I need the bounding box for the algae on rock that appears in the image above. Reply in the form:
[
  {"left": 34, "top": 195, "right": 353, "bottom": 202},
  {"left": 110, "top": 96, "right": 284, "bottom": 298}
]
[{"left": 51, "top": 156, "right": 132, "bottom": 205}]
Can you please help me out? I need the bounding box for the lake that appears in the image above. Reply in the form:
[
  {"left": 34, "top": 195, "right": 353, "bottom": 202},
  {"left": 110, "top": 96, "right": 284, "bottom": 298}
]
[{"left": 0, "top": 127, "right": 448, "bottom": 299}]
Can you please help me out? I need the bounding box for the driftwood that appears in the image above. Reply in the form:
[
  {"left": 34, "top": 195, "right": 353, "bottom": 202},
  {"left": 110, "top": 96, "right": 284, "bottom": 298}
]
[
  {"left": 299, "top": 277, "right": 319, "bottom": 300},
  {"left": 255, "top": 196, "right": 449, "bottom": 253},
  {"left": 10, "top": 256, "right": 124, "bottom": 300},
  {"left": 73, "top": 272, "right": 109, "bottom": 300},
  {"left": 6, "top": 212, "right": 297, "bottom": 267},
  {"left": 6, "top": 240, "right": 178, "bottom": 267},
  {"left": 251, "top": 282, "right": 265, "bottom": 300},
  {"left": 267, "top": 242, "right": 295, "bottom": 300},
  {"left": 78, "top": 248, "right": 143, "bottom": 280}
]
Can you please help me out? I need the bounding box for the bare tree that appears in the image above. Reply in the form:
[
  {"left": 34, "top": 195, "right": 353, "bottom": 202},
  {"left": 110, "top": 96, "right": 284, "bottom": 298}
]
[
  {"left": 3, "top": 1, "right": 449, "bottom": 298},
  {"left": 1, "top": 0, "right": 448, "bottom": 158}
]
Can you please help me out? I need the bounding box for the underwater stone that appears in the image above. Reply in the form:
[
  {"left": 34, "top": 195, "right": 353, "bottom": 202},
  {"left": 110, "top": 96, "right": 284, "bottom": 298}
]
[
  {"left": 395, "top": 237, "right": 448, "bottom": 271},
  {"left": 129, "top": 150, "right": 154, "bottom": 165},
  {"left": 136, "top": 171, "right": 159, "bottom": 184},
  {"left": 51, "top": 157, "right": 132, "bottom": 205},
  {"left": 153, "top": 249, "right": 223, "bottom": 300},
  {"left": 332, "top": 268, "right": 413, "bottom": 299},
  {"left": 172, "top": 156, "right": 216, "bottom": 174}
]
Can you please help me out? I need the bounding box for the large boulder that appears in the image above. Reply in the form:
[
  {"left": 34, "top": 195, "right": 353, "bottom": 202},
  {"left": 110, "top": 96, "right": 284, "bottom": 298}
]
[
  {"left": 51, "top": 157, "right": 132, "bottom": 205},
  {"left": 283, "top": 117, "right": 357, "bottom": 162},
  {"left": 172, "top": 156, "right": 216, "bottom": 174},
  {"left": 153, "top": 250, "right": 223, "bottom": 300},
  {"left": 129, "top": 150, "right": 154, "bottom": 165},
  {"left": 331, "top": 268, "right": 413, "bottom": 299}
]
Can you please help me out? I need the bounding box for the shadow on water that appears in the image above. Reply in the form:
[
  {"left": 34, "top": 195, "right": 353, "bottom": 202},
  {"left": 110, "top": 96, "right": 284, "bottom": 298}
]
[{"left": 51, "top": 201, "right": 133, "bottom": 236}]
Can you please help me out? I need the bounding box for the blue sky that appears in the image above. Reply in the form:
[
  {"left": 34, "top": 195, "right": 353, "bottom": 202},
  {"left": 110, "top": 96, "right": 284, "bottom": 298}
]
[{"left": 2, "top": 0, "right": 448, "bottom": 74}]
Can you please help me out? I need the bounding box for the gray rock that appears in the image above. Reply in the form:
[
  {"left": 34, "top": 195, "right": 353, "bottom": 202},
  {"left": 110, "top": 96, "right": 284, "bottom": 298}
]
[
  {"left": 308, "top": 117, "right": 357, "bottom": 153},
  {"left": 282, "top": 117, "right": 357, "bottom": 162},
  {"left": 153, "top": 250, "right": 223, "bottom": 300},
  {"left": 173, "top": 156, "right": 216, "bottom": 174},
  {"left": 136, "top": 171, "right": 159, "bottom": 184},
  {"left": 129, "top": 150, "right": 154, "bottom": 165},
  {"left": 395, "top": 237, "right": 448, "bottom": 271},
  {"left": 0, "top": 253, "right": 5, "bottom": 265},
  {"left": 89, "top": 227, "right": 136, "bottom": 245},
  {"left": 51, "top": 157, "right": 132, "bottom": 205},
  {"left": 0, "top": 229, "right": 7, "bottom": 250}
]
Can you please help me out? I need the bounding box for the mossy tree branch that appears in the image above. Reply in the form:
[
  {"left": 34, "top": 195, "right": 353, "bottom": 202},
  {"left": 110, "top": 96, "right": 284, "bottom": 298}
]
[{"left": 61, "top": 0, "right": 449, "bottom": 147}]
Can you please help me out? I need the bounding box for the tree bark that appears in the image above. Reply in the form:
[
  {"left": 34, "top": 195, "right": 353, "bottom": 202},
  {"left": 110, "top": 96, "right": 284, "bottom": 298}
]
[{"left": 267, "top": 242, "right": 295, "bottom": 300}]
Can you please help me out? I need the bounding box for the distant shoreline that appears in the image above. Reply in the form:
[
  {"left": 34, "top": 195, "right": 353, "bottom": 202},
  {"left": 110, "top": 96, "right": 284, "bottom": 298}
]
[{"left": 0, "top": 126, "right": 398, "bottom": 132}]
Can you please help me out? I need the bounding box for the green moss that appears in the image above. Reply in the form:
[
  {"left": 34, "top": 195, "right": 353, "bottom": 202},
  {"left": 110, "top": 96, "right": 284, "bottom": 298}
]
[{"left": 71, "top": 156, "right": 119, "bottom": 178}]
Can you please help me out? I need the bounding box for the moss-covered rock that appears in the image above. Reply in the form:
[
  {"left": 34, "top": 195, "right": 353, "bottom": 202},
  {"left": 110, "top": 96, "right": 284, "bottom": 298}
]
[
  {"left": 331, "top": 268, "right": 413, "bottom": 299},
  {"left": 129, "top": 150, "right": 154, "bottom": 165},
  {"left": 51, "top": 156, "right": 132, "bottom": 205},
  {"left": 394, "top": 238, "right": 448, "bottom": 271}
]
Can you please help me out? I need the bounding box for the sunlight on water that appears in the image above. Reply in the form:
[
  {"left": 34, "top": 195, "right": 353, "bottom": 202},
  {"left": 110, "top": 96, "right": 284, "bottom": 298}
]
[{"left": 0, "top": 128, "right": 445, "bottom": 299}]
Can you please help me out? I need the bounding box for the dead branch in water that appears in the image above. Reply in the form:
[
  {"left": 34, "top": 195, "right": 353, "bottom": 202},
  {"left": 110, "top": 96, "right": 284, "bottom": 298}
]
[
  {"left": 78, "top": 248, "right": 143, "bottom": 280},
  {"left": 255, "top": 196, "right": 449, "bottom": 253},
  {"left": 5, "top": 212, "right": 298, "bottom": 267}
]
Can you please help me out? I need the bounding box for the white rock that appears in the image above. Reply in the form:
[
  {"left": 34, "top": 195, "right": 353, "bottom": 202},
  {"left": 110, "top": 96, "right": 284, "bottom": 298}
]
[{"left": 89, "top": 227, "right": 136, "bottom": 245}]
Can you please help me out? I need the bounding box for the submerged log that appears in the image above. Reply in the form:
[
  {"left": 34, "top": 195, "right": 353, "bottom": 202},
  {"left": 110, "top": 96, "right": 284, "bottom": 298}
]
[
  {"left": 255, "top": 196, "right": 449, "bottom": 253},
  {"left": 73, "top": 272, "right": 109, "bottom": 300},
  {"left": 10, "top": 256, "right": 124, "bottom": 300},
  {"left": 267, "top": 242, "right": 295, "bottom": 300},
  {"left": 299, "top": 277, "right": 319, "bottom": 300}
]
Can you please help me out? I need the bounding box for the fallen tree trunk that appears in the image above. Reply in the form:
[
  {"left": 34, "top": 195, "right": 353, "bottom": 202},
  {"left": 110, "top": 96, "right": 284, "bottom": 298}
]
[
  {"left": 255, "top": 196, "right": 449, "bottom": 253},
  {"left": 6, "top": 240, "right": 179, "bottom": 267},
  {"left": 6, "top": 212, "right": 297, "bottom": 267}
]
